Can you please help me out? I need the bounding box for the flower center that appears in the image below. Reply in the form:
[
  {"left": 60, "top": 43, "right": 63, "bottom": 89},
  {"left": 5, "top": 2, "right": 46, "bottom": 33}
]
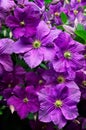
[
  {"left": 46, "top": 21, "right": 51, "bottom": 24},
  {"left": 82, "top": 80, "right": 86, "bottom": 87},
  {"left": 55, "top": 100, "right": 63, "bottom": 108},
  {"left": 74, "top": 10, "right": 78, "bottom": 15},
  {"left": 20, "top": 21, "right": 25, "bottom": 26},
  {"left": 57, "top": 76, "right": 65, "bottom": 83},
  {"left": 77, "top": 0, "right": 81, "bottom": 2},
  {"left": 23, "top": 97, "right": 29, "bottom": 103},
  {"left": 39, "top": 80, "right": 43, "bottom": 84},
  {"left": 65, "top": 0, "right": 69, "bottom": 4},
  {"left": 33, "top": 40, "right": 41, "bottom": 49},
  {"left": 8, "top": 84, "right": 11, "bottom": 88},
  {"left": 42, "top": 125, "right": 47, "bottom": 129},
  {"left": 64, "top": 51, "right": 71, "bottom": 59},
  {"left": 54, "top": 12, "right": 60, "bottom": 16}
]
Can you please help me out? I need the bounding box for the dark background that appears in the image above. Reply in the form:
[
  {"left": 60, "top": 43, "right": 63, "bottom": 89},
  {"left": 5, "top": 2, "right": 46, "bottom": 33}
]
[{"left": 0, "top": 108, "right": 32, "bottom": 130}]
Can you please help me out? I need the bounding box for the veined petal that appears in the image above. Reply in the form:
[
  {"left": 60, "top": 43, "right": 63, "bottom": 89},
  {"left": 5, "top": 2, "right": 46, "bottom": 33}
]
[
  {"left": 61, "top": 105, "right": 78, "bottom": 120},
  {"left": 24, "top": 49, "right": 43, "bottom": 68},
  {"left": 51, "top": 109, "right": 67, "bottom": 129},
  {"left": 36, "top": 21, "right": 50, "bottom": 40}
]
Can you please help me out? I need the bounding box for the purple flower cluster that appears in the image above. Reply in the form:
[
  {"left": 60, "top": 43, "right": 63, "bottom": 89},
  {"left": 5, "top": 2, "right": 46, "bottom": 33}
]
[{"left": 0, "top": 0, "right": 86, "bottom": 130}]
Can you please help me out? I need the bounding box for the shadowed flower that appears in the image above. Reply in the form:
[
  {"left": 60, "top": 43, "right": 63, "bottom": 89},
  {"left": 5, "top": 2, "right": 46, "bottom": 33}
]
[
  {"left": 6, "top": 3, "right": 41, "bottom": 38},
  {"left": 0, "top": 65, "right": 26, "bottom": 99},
  {"left": 75, "top": 70, "right": 86, "bottom": 99},
  {"left": 7, "top": 86, "right": 40, "bottom": 119},
  {"left": 0, "top": 38, "right": 14, "bottom": 74}
]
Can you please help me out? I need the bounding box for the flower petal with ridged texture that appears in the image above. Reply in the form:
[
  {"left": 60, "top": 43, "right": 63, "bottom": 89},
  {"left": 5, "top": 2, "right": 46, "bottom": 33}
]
[
  {"left": 51, "top": 109, "right": 67, "bottom": 128},
  {"left": 61, "top": 105, "right": 78, "bottom": 120},
  {"left": 36, "top": 21, "right": 50, "bottom": 40},
  {"left": 24, "top": 49, "right": 43, "bottom": 68},
  {"left": 0, "top": 54, "right": 13, "bottom": 71}
]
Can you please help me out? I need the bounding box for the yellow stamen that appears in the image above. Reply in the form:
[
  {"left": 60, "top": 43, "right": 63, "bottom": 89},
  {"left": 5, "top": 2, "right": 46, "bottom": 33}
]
[
  {"left": 23, "top": 97, "right": 29, "bottom": 103},
  {"left": 57, "top": 76, "right": 65, "bottom": 83},
  {"left": 77, "top": 0, "right": 81, "bottom": 2},
  {"left": 64, "top": 51, "right": 71, "bottom": 59},
  {"left": 74, "top": 10, "right": 78, "bottom": 15},
  {"left": 20, "top": 21, "right": 25, "bottom": 26},
  {"left": 39, "top": 80, "right": 43, "bottom": 84},
  {"left": 33, "top": 40, "right": 41, "bottom": 48},
  {"left": 82, "top": 80, "right": 86, "bottom": 87},
  {"left": 54, "top": 12, "right": 60, "bottom": 16},
  {"left": 55, "top": 100, "right": 63, "bottom": 108}
]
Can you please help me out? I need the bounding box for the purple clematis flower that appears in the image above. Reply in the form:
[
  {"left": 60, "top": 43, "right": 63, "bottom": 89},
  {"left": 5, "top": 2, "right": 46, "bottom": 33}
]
[
  {"left": 0, "top": 38, "right": 14, "bottom": 74},
  {"left": 16, "top": 0, "right": 29, "bottom": 5},
  {"left": 38, "top": 84, "right": 81, "bottom": 128},
  {"left": 70, "top": 117, "right": 86, "bottom": 130},
  {"left": 25, "top": 69, "right": 45, "bottom": 90},
  {"left": 7, "top": 86, "right": 40, "bottom": 119},
  {"left": 64, "top": 120, "right": 81, "bottom": 130},
  {"left": 75, "top": 70, "right": 86, "bottom": 99},
  {"left": 34, "top": 0, "right": 45, "bottom": 11},
  {"left": 52, "top": 32, "right": 84, "bottom": 76},
  {"left": 49, "top": 2, "right": 65, "bottom": 25},
  {"left": 79, "top": 117, "right": 86, "bottom": 130},
  {"left": 0, "top": 54, "right": 13, "bottom": 73},
  {"left": 29, "top": 120, "right": 57, "bottom": 130},
  {"left": 66, "top": 0, "right": 86, "bottom": 25},
  {"left": 82, "top": 46, "right": 86, "bottom": 69},
  {"left": 6, "top": 3, "right": 42, "bottom": 38},
  {"left": 0, "top": 7, "right": 8, "bottom": 30},
  {"left": 0, "top": 0, "right": 15, "bottom": 10},
  {"left": 0, "top": 65, "right": 26, "bottom": 99},
  {"left": 42, "top": 68, "right": 75, "bottom": 85},
  {"left": 0, "top": 38, "right": 14, "bottom": 54},
  {"left": 13, "top": 21, "right": 61, "bottom": 68},
  {"left": 70, "top": 0, "right": 86, "bottom": 7}
]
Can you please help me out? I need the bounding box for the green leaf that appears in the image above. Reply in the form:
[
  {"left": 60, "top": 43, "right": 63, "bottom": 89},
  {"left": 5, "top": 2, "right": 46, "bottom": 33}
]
[
  {"left": 11, "top": 54, "right": 31, "bottom": 71},
  {"left": 0, "top": 26, "right": 12, "bottom": 38},
  {"left": 60, "top": 12, "right": 68, "bottom": 24},
  {"left": 27, "top": 113, "right": 34, "bottom": 120},
  {"left": 74, "top": 23, "right": 86, "bottom": 44},
  {"left": 0, "top": 111, "right": 3, "bottom": 115},
  {"left": 57, "top": 25, "right": 64, "bottom": 30},
  {"left": 83, "top": 6, "right": 86, "bottom": 9},
  {"left": 54, "top": 125, "right": 58, "bottom": 129},
  {"left": 1, "top": 105, "right": 6, "bottom": 110},
  {"left": 76, "top": 24, "right": 85, "bottom": 30},
  {"left": 44, "top": 0, "right": 52, "bottom": 4},
  {"left": 74, "top": 35, "right": 85, "bottom": 44},
  {"left": 40, "top": 63, "right": 48, "bottom": 69},
  {"left": 0, "top": 96, "right": 3, "bottom": 101},
  {"left": 75, "top": 30, "right": 86, "bottom": 43}
]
